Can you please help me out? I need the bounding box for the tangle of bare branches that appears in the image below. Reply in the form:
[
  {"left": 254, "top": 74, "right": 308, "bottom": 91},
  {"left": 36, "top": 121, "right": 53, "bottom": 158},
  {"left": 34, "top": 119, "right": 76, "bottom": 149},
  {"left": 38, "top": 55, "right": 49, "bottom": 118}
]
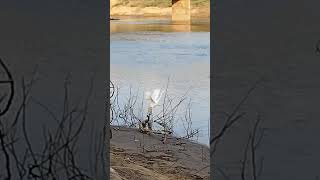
[
  {"left": 109, "top": 78, "right": 200, "bottom": 144},
  {"left": 0, "top": 58, "right": 14, "bottom": 116},
  {"left": 0, "top": 58, "right": 108, "bottom": 179},
  {"left": 211, "top": 78, "right": 266, "bottom": 180}
]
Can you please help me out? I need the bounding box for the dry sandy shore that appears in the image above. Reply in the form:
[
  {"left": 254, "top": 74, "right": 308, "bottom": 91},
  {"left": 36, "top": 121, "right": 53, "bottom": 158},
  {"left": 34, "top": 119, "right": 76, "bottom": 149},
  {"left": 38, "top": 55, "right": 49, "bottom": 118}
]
[{"left": 110, "top": 127, "right": 210, "bottom": 180}]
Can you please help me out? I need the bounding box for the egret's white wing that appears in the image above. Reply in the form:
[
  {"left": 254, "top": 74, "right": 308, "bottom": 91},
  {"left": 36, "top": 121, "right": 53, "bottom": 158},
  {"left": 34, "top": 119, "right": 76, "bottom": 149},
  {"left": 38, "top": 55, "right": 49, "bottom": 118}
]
[
  {"left": 150, "top": 89, "right": 162, "bottom": 107},
  {"left": 145, "top": 89, "right": 163, "bottom": 108}
]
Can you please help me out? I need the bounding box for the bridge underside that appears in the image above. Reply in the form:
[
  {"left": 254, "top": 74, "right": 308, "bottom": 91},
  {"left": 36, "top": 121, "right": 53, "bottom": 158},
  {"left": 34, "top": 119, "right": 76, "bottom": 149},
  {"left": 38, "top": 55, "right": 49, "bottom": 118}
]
[{"left": 172, "top": 0, "right": 191, "bottom": 23}]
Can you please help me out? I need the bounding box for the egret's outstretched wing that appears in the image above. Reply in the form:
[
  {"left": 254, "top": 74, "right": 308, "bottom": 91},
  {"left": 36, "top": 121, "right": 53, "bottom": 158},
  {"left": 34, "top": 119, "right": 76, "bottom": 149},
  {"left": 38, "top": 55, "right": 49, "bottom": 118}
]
[
  {"left": 151, "top": 89, "right": 162, "bottom": 104},
  {"left": 145, "top": 89, "right": 163, "bottom": 108}
]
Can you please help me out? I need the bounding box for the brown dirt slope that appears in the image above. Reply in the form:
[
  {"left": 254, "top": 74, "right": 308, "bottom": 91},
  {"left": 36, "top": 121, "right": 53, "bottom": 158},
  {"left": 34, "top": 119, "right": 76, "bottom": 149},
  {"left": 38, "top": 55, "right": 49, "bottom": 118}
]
[{"left": 110, "top": 127, "right": 210, "bottom": 180}]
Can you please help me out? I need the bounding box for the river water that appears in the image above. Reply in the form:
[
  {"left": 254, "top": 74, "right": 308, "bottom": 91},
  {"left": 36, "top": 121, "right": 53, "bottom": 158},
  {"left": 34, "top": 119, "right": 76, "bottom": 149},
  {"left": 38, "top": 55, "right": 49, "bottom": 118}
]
[{"left": 110, "top": 17, "right": 210, "bottom": 145}]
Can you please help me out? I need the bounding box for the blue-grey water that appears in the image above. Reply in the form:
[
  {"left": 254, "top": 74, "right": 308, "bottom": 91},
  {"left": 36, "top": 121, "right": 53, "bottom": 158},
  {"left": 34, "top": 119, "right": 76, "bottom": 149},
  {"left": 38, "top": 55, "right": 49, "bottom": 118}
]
[{"left": 110, "top": 17, "right": 210, "bottom": 145}]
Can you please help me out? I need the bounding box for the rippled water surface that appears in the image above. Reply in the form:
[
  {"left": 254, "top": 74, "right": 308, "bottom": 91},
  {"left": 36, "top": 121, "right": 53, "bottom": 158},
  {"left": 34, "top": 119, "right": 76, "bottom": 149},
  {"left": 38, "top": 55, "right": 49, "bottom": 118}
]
[{"left": 111, "top": 17, "right": 210, "bottom": 144}]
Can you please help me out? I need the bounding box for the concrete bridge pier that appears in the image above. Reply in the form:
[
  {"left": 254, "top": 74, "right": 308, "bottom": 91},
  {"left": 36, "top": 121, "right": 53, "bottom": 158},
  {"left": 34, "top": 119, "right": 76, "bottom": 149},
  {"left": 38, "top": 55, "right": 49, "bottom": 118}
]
[{"left": 171, "top": 0, "right": 191, "bottom": 23}]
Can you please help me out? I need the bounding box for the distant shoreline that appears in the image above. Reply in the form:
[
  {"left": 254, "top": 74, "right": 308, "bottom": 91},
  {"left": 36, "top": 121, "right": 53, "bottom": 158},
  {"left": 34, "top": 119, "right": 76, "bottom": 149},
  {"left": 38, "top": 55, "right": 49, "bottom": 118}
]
[{"left": 110, "top": 6, "right": 210, "bottom": 19}]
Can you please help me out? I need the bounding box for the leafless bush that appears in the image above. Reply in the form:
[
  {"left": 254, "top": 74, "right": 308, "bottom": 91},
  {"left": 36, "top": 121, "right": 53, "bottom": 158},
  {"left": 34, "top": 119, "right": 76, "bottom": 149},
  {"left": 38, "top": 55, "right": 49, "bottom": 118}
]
[
  {"left": 110, "top": 85, "right": 142, "bottom": 128},
  {"left": 210, "top": 78, "right": 266, "bottom": 180},
  {"left": 181, "top": 98, "right": 200, "bottom": 140},
  {"left": 152, "top": 80, "right": 190, "bottom": 136},
  {"left": 109, "top": 79, "right": 201, "bottom": 143},
  {"left": 210, "top": 79, "right": 263, "bottom": 156},
  {"left": 0, "top": 58, "right": 108, "bottom": 179},
  {"left": 240, "top": 114, "right": 264, "bottom": 180}
]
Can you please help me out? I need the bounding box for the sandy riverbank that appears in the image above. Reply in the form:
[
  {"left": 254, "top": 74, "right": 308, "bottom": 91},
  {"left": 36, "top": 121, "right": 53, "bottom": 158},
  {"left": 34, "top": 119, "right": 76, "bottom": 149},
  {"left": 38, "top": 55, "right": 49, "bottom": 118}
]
[{"left": 110, "top": 127, "right": 210, "bottom": 180}]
